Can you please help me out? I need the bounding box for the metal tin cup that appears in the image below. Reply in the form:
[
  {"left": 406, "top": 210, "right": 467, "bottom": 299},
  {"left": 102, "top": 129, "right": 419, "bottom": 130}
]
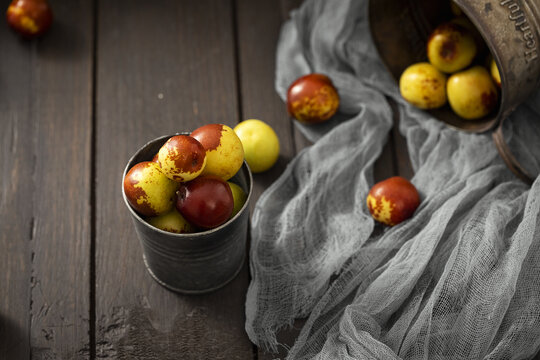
[
  {"left": 121, "top": 134, "right": 253, "bottom": 294},
  {"left": 369, "top": 0, "right": 540, "bottom": 183}
]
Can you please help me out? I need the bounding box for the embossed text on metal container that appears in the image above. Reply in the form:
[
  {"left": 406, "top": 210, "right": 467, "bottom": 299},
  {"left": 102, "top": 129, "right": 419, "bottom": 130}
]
[{"left": 500, "top": 0, "right": 538, "bottom": 62}]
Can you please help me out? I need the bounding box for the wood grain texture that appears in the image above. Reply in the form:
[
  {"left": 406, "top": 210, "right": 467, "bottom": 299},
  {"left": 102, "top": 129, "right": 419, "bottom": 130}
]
[
  {"left": 0, "top": 0, "right": 94, "bottom": 358},
  {"left": 234, "top": 0, "right": 298, "bottom": 211},
  {"left": 234, "top": 0, "right": 307, "bottom": 358},
  {"left": 374, "top": 132, "right": 397, "bottom": 182},
  {"left": 0, "top": 8, "right": 33, "bottom": 359},
  {"left": 27, "top": 1, "right": 94, "bottom": 358},
  {"left": 234, "top": 0, "right": 297, "bottom": 357},
  {"left": 94, "top": 1, "right": 252, "bottom": 358},
  {"left": 390, "top": 105, "right": 414, "bottom": 180},
  {"left": 278, "top": 0, "right": 314, "bottom": 155}
]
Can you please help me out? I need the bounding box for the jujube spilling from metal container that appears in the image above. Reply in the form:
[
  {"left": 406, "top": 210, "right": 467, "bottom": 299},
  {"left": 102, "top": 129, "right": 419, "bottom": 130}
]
[
  {"left": 399, "top": 11, "right": 500, "bottom": 121},
  {"left": 123, "top": 124, "right": 247, "bottom": 233}
]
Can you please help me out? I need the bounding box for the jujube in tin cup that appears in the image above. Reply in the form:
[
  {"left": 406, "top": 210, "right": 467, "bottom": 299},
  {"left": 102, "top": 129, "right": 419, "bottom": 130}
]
[{"left": 122, "top": 124, "right": 252, "bottom": 294}]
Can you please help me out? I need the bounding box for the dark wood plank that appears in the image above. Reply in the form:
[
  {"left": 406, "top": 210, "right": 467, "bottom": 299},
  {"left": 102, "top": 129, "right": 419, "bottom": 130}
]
[
  {"left": 235, "top": 0, "right": 298, "bottom": 209},
  {"left": 0, "top": 0, "right": 94, "bottom": 358},
  {"left": 390, "top": 102, "right": 414, "bottom": 180},
  {"left": 279, "top": 0, "right": 314, "bottom": 155},
  {"left": 234, "top": 0, "right": 310, "bottom": 357},
  {"left": 374, "top": 132, "right": 397, "bottom": 182},
  {"left": 95, "top": 1, "right": 253, "bottom": 358},
  {"left": 233, "top": 0, "right": 307, "bottom": 357},
  {"left": 25, "top": 1, "right": 94, "bottom": 357},
  {"left": 374, "top": 98, "right": 414, "bottom": 183},
  {"left": 235, "top": 0, "right": 294, "bottom": 357},
  {"left": 0, "top": 9, "right": 33, "bottom": 359}
]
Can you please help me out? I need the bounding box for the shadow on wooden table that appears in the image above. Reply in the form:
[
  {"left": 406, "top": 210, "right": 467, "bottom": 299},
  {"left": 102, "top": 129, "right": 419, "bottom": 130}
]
[
  {"left": 44, "top": 20, "right": 88, "bottom": 61},
  {"left": 0, "top": 313, "right": 30, "bottom": 359}
]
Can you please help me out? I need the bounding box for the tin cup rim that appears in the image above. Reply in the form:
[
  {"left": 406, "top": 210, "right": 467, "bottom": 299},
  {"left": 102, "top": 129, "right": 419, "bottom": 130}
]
[{"left": 121, "top": 133, "right": 253, "bottom": 238}]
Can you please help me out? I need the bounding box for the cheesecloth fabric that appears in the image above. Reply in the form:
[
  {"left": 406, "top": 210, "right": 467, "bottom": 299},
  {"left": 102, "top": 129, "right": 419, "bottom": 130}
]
[{"left": 244, "top": 0, "right": 540, "bottom": 359}]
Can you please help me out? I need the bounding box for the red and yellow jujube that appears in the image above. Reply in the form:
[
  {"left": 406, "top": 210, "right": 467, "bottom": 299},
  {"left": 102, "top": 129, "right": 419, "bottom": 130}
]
[{"left": 367, "top": 176, "right": 420, "bottom": 226}]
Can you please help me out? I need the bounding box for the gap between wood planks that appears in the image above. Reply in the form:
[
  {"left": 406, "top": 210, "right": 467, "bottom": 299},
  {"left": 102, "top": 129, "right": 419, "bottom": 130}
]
[{"left": 90, "top": 0, "right": 98, "bottom": 358}]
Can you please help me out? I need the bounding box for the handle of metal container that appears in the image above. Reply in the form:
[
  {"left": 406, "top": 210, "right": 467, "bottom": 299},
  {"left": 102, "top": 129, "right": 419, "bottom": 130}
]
[{"left": 492, "top": 119, "right": 534, "bottom": 185}]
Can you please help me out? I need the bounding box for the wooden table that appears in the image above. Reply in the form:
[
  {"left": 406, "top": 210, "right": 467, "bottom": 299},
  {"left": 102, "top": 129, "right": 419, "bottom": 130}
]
[{"left": 0, "top": 0, "right": 413, "bottom": 358}]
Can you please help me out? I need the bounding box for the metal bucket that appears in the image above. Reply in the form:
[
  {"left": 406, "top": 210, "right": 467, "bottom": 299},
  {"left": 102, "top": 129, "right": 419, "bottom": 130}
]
[
  {"left": 121, "top": 134, "right": 253, "bottom": 294},
  {"left": 369, "top": 0, "right": 540, "bottom": 183}
]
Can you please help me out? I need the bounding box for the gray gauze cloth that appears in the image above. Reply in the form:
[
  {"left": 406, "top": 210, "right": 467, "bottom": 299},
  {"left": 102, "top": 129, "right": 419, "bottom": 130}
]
[{"left": 245, "top": 0, "right": 540, "bottom": 359}]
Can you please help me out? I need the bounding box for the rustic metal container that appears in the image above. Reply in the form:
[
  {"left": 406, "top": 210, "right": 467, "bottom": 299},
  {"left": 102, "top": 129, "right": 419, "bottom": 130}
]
[
  {"left": 369, "top": 0, "right": 540, "bottom": 183},
  {"left": 122, "top": 134, "right": 253, "bottom": 294}
]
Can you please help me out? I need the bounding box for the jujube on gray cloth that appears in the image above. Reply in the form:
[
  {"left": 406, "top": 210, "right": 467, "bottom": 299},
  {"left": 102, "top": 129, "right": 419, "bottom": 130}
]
[{"left": 245, "top": 0, "right": 540, "bottom": 359}]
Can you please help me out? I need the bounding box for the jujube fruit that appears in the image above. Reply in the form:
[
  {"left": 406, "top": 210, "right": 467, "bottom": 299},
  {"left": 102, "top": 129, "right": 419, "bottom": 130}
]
[
  {"left": 191, "top": 124, "right": 244, "bottom": 181},
  {"left": 233, "top": 119, "right": 280, "bottom": 173},
  {"left": 176, "top": 175, "right": 234, "bottom": 229},
  {"left": 227, "top": 181, "right": 247, "bottom": 218},
  {"left": 367, "top": 176, "right": 420, "bottom": 226},
  {"left": 490, "top": 58, "right": 501, "bottom": 88},
  {"left": 157, "top": 135, "right": 207, "bottom": 182},
  {"left": 450, "top": 16, "right": 486, "bottom": 53},
  {"left": 286, "top": 73, "right": 340, "bottom": 124},
  {"left": 6, "top": 0, "right": 52, "bottom": 38},
  {"left": 427, "top": 22, "right": 477, "bottom": 74},
  {"left": 123, "top": 161, "right": 179, "bottom": 217},
  {"left": 446, "top": 65, "right": 498, "bottom": 120},
  {"left": 399, "top": 63, "right": 447, "bottom": 109},
  {"left": 146, "top": 208, "right": 194, "bottom": 234}
]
